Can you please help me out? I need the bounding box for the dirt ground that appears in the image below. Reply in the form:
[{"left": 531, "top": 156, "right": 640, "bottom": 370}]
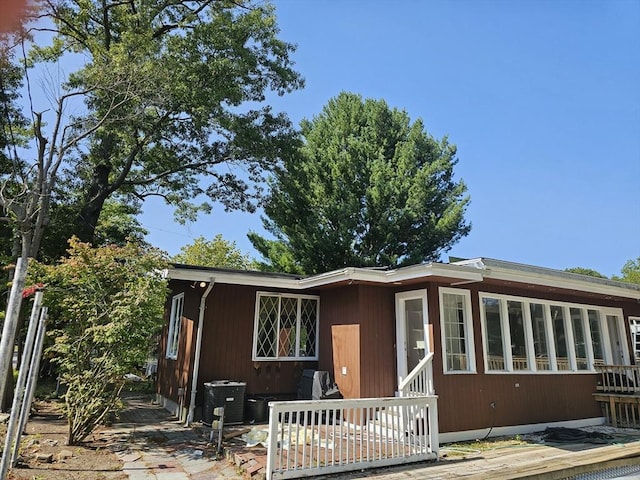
[{"left": 2, "top": 399, "right": 126, "bottom": 480}]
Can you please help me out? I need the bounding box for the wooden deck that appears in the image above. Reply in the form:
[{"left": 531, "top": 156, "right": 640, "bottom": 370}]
[{"left": 322, "top": 437, "right": 640, "bottom": 479}]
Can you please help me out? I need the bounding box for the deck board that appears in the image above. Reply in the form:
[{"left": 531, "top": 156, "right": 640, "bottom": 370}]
[{"left": 322, "top": 439, "right": 640, "bottom": 479}]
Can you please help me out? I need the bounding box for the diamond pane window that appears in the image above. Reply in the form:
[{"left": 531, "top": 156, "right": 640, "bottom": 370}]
[{"left": 254, "top": 293, "right": 319, "bottom": 361}]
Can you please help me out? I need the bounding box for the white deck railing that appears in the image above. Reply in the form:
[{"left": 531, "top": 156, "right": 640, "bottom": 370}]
[
  {"left": 398, "top": 352, "right": 434, "bottom": 396},
  {"left": 266, "top": 395, "right": 439, "bottom": 480}
]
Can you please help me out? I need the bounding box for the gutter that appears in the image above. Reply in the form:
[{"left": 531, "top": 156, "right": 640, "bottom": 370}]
[{"left": 186, "top": 277, "right": 215, "bottom": 426}]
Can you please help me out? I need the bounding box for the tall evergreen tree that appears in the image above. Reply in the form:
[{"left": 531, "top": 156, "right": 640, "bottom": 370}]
[{"left": 250, "top": 92, "right": 471, "bottom": 274}]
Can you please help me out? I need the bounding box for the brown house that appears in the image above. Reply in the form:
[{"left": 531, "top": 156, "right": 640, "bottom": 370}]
[{"left": 156, "top": 258, "right": 640, "bottom": 442}]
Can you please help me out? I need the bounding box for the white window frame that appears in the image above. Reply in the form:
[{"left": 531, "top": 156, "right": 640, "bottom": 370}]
[
  {"left": 479, "top": 291, "right": 627, "bottom": 374},
  {"left": 166, "top": 293, "right": 184, "bottom": 360},
  {"left": 629, "top": 317, "right": 640, "bottom": 364},
  {"left": 439, "top": 287, "right": 476, "bottom": 374},
  {"left": 252, "top": 292, "right": 320, "bottom": 361}
]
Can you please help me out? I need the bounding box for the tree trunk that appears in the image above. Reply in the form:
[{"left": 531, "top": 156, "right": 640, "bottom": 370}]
[{"left": 76, "top": 163, "right": 112, "bottom": 244}]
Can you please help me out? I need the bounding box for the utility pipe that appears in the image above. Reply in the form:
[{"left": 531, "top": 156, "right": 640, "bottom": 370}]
[{"left": 186, "top": 278, "right": 215, "bottom": 426}]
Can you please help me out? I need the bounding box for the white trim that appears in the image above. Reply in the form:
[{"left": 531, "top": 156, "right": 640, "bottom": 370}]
[
  {"left": 252, "top": 292, "right": 320, "bottom": 361},
  {"left": 440, "top": 417, "right": 606, "bottom": 444},
  {"left": 478, "top": 291, "right": 628, "bottom": 374},
  {"left": 164, "top": 263, "right": 483, "bottom": 289},
  {"left": 629, "top": 316, "right": 640, "bottom": 363},
  {"left": 438, "top": 287, "right": 476, "bottom": 374},
  {"left": 164, "top": 260, "right": 640, "bottom": 300},
  {"left": 395, "top": 289, "right": 429, "bottom": 385},
  {"left": 166, "top": 293, "right": 184, "bottom": 360},
  {"left": 453, "top": 257, "right": 640, "bottom": 300}
]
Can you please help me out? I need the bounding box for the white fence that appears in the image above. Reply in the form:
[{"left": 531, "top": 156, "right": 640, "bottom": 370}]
[{"left": 266, "top": 395, "right": 439, "bottom": 480}]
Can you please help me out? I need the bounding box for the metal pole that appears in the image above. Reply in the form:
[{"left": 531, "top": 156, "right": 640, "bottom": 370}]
[
  {"left": 11, "top": 307, "right": 47, "bottom": 465},
  {"left": 0, "top": 290, "right": 43, "bottom": 480},
  {"left": 0, "top": 257, "right": 29, "bottom": 404}
]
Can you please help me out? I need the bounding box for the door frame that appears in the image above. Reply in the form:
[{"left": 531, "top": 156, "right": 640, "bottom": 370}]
[{"left": 395, "top": 289, "right": 429, "bottom": 386}]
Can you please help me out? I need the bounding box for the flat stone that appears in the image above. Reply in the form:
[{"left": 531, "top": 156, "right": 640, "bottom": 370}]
[
  {"left": 35, "top": 453, "right": 53, "bottom": 463},
  {"left": 57, "top": 449, "right": 74, "bottom": 460},
  {"left": 120, "top": 452, "right": 143, "bottom": 463}
]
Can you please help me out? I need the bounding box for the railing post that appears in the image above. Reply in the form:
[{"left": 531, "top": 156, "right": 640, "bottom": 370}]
[
  {"left": 429, "top": 396, "right": 439, "bottom": 457},
  {"left": 266, "top": 402, "right": 278, "bottom": 480}
]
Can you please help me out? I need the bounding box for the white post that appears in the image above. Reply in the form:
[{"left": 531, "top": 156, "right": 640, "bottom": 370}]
[
  {"left": 0, "top": 290, "right": 44, "bottom": 479},
  {"left": 11, "top": 307, "right": 48, "bottom": 464},
  {"left": 0, "top": 257, "right": 29, "bottom": 405},
  {"left": 265, "top": 402, "right": 278, "bottom": 480},
  {"left": 429, "top": 396, "right": 439, "bottom": 458}
]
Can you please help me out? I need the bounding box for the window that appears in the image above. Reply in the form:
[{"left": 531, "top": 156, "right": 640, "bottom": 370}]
[
  {"left": 570, "top": 307, "right": 589, "bottom": 370},
  {"left": 166, "top": 293, "right": 184, "bottom": 359},
  {"left": 479, "top": 292, "right": 627, "bottom": 374},
  {"left": 530, "top": 303, "right": 550, "bottom": 370},
  {"left": 508, "top": 301, "right": 528, "bottom": 371},
  {"left": 550, "top": 305, "right": 570, "bottom": 371},
  {"left": 629, "top": 317, "right": 640, "bottom": 364},
  {"left": 589, "top": 310, "right": 605, "bottom": 365},
  {"left": 482, "top": 297, "right": 505, "bottom": 371},
  {"left": 439, "top": 288, "right": 475, "bottom": 373},
  {"left": 253, "top": 293, "right": 319, "bottom": 361}
]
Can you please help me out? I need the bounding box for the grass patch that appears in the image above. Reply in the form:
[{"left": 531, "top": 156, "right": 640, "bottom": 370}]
[{"left": 442, "top": 435, "right": 533, "bottom": 458}]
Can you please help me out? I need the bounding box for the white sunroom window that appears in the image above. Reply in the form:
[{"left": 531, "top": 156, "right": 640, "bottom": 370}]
[
  {"left": 630, "top": 317, "right": 640, "bottom": 364},
  {"left": 253, "top": 293, "right": 319, "bottom": 361},
  {"left": 480, "top": 292, "right": 626, "bottom": 373},
  {"left": 439, "top": 288, "right": 475, "bottom": 373},
  {"left": 166, "top": 293, "right": 184, "bottom": 359}
]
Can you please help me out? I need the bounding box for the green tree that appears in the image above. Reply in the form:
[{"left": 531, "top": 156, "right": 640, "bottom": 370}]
[
  {"left": 0, "top": 1, "right": 301, "bottom": 404},
  {"left": 173, "top": 234, "right": 254, "bottom": 269},
  {"left": 1, "top": 0, "right": 302, "bottom": 257},
  {"left": 612, "top": 257, "right": 640, "bottom": 285},
  {"left": 249, "top": 92, "right": 471, "bottom": 274},
  {"left": 564, "top": 267, "right": 607, "bottom": 278},
  {"left": 34, "top": 0, "right": 303, "bottom": 243},
  {"left": 31, "top": 238, "right": 167, "bottom": 445}
]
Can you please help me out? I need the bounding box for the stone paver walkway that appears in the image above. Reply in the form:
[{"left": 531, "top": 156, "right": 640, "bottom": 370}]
[
  {"left": 104, "top": 393, "right": 640, "bottom": 480},
  {"left": 102, "top": 393, "right": 250, "bottom": 479}
]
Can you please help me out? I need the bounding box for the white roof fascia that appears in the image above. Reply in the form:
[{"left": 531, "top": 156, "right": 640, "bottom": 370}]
[
  {"left": 163, "top": 268, "right": 302, "bottom": 289},
  {"left": 483, "top": 266, "right": 640, "bottom": 300},
  {"left": 163, "top": 263, "right": 484, "bottom": 290},
  {"left": 384, "top": 263, "right": 484, "bottom": 284}
]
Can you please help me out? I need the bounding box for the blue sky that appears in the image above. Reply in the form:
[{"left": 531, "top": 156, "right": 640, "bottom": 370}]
[{"left": 140, "top": 0, "right": 640, "bottom": 277}]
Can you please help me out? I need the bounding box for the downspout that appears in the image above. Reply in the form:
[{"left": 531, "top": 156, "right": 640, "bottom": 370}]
[{"left": 186, "top": 278, "right": 215, "bottom": 426}]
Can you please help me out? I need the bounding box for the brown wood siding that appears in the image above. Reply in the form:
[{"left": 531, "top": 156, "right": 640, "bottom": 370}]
[
  {"left": 196, "top": 284, "right": 318, "bottom": 401},
  {"left": 159, "top": 275, "right": 639, "bottom": 432},
  {"left": 159, "top": 281, "right": 319, "bottom": 407},
  {"left": 357, "top": 285, "right": 397, "bottom": 398},
  {"left": 435, "top": 373, "right": 600, "bottom": 432},
  {"left": 157, "top": 285, "right": 200, "bottom": 402},
  {"left": 429, "top": 280, "right": 629, "bottom": 433}
]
